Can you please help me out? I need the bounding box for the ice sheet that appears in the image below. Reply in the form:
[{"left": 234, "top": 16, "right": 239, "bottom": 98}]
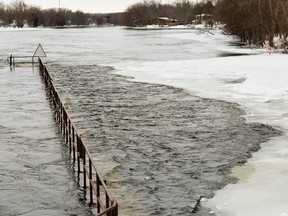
[{"left": 114, "top": 38, "right": 288, "bottom": 215}]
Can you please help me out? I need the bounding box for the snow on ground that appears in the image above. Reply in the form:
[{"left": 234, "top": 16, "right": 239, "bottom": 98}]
[{"left": 115, "top": 31, "right": 288, "bottom": 216}]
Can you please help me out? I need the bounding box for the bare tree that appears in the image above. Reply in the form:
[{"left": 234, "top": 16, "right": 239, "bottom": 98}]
[
  {"left": 215, "top": 0, "right": 288, "bottom": 46},
  {"left": 124, "top": 0, "right": 216, "bottom": 27}
]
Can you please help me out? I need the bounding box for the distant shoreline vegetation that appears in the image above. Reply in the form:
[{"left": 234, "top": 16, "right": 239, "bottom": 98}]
[
  {"left": 1, "top": 0, "right": 287, "bottom": 47},
  {"left": 124, "top": 0, "right": 288, "bottom": 47},
  {"left": 0, "top": 0, "right": 123, "bottom": 27}
]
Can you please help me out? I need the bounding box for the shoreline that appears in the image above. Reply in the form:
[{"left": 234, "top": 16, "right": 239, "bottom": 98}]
[{"left": 50, "top": 64, "right": 281, "bottom": 215}]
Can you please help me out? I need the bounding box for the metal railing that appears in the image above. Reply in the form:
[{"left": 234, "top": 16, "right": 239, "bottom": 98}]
[
  {"left": 7, "top": 55, "right": 38, "bottom": 67},
  {"left": 38, "top": 58, "right": 118, "bottom": 216}
]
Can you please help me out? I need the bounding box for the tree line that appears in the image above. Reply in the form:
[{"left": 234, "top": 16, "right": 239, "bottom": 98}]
[
  {"left": 215, "top": 0, "right": 288, "bottom": 46},
  {"left": 124, "top": 0, "right": 215, "bottom": 27},
  {"left": 1, "top": 0, "right": 287, "bottom": 47},
  {"left": 125, "top": 0, "right": 288, "bottom": 46},
  {"left": 0, "top": 0, "right": 123, "bottom": 27}
]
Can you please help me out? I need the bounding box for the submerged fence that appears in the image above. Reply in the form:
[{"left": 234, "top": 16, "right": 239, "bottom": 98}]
[
  {"left": 38, "top": 59, "right": 118, "bottom": 216},
  {"left": 7, "top": 55, "right": 38, "bottom": 68}
]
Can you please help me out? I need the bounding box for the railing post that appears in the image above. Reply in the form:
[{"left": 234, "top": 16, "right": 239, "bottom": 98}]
[
  {"left": 83, "top": 147, "right": 87, "bottom": 189},
  {"left": 77, "top": 135, "right": 81, "bottom": 176},
  {"left": 106, "top": 193, "right": 110, "bottom": 216},
  {"left": 68, "top": 120, "right": 72, "bottom": 153},
  {"left": 72, "top": 127, "right": 76, "bottom": 163},
  {"left": 56, "top": 93, "right": 60, "bottom": 122},
  {"left": 89, "top": 158, "right": 93, "bottom": 205},
  {"left": 114, "top": 202, "right": 118, "bottom": 216},
  {"left": 59, "top": 102, "right": 61, "bottom": 128},
  {"left": 96, "top": 173, "right": 100, "bottom": 214},
  {"left": 64, "top": 110, "right": 68, "bottom": 144},
  {"left": 9, "top": 54, "right": 12, "bottom": 68},
  {"left": 55, "top": 95, "right": 58, "bottom": 121},
  {"left": 63, "top": 108, "right": 66, "bottom": 138}
]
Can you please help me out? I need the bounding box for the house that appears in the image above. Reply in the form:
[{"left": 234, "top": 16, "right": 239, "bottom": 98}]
[
  {"left": 192, "top": 14, "right": 213, "bottom": 27},
  {"left": 23, "top": 20, "right": 30, "bottom": 28},
  {"left": 11, "top": 20, "right": 17, "bottom": 27},
  {"left": 157, "top": 17, "right": 178, "bottom": 27}
]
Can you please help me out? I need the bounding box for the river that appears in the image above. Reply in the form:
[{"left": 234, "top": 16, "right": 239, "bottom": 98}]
[{"left": 0, "top": 27, "right": 287, "bottom": 216}]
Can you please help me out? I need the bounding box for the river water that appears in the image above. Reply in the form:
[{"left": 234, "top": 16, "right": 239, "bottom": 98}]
[
  {"left": 0, "top": 27, "right": 286, "bottom": 216},
  {"left": 0, "top": 66, "right": 93, "bottom": 215}
]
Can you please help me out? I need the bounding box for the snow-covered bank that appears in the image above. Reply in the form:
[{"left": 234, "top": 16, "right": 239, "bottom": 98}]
[{"left": 114, "top": 39, "right": 288, "bottom": 215}]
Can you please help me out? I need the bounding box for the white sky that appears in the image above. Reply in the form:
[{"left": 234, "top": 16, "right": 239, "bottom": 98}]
[{"left": 1, "top": 0, "right": 179, "bottom": 13}]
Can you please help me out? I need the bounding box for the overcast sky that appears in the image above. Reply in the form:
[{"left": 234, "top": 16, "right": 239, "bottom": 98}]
[{"left": 1, "top": 0, "right": 179, "bottom": 13}]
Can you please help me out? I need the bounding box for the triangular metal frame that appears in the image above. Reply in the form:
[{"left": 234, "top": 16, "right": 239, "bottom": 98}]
[{"left": 33, "top": 43, "right": 47, "bottom": 57}]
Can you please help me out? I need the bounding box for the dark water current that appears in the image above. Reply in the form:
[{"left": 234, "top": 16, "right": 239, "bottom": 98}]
[{"left": 49, "top": 64, "right": 280, "bottom": 216}]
